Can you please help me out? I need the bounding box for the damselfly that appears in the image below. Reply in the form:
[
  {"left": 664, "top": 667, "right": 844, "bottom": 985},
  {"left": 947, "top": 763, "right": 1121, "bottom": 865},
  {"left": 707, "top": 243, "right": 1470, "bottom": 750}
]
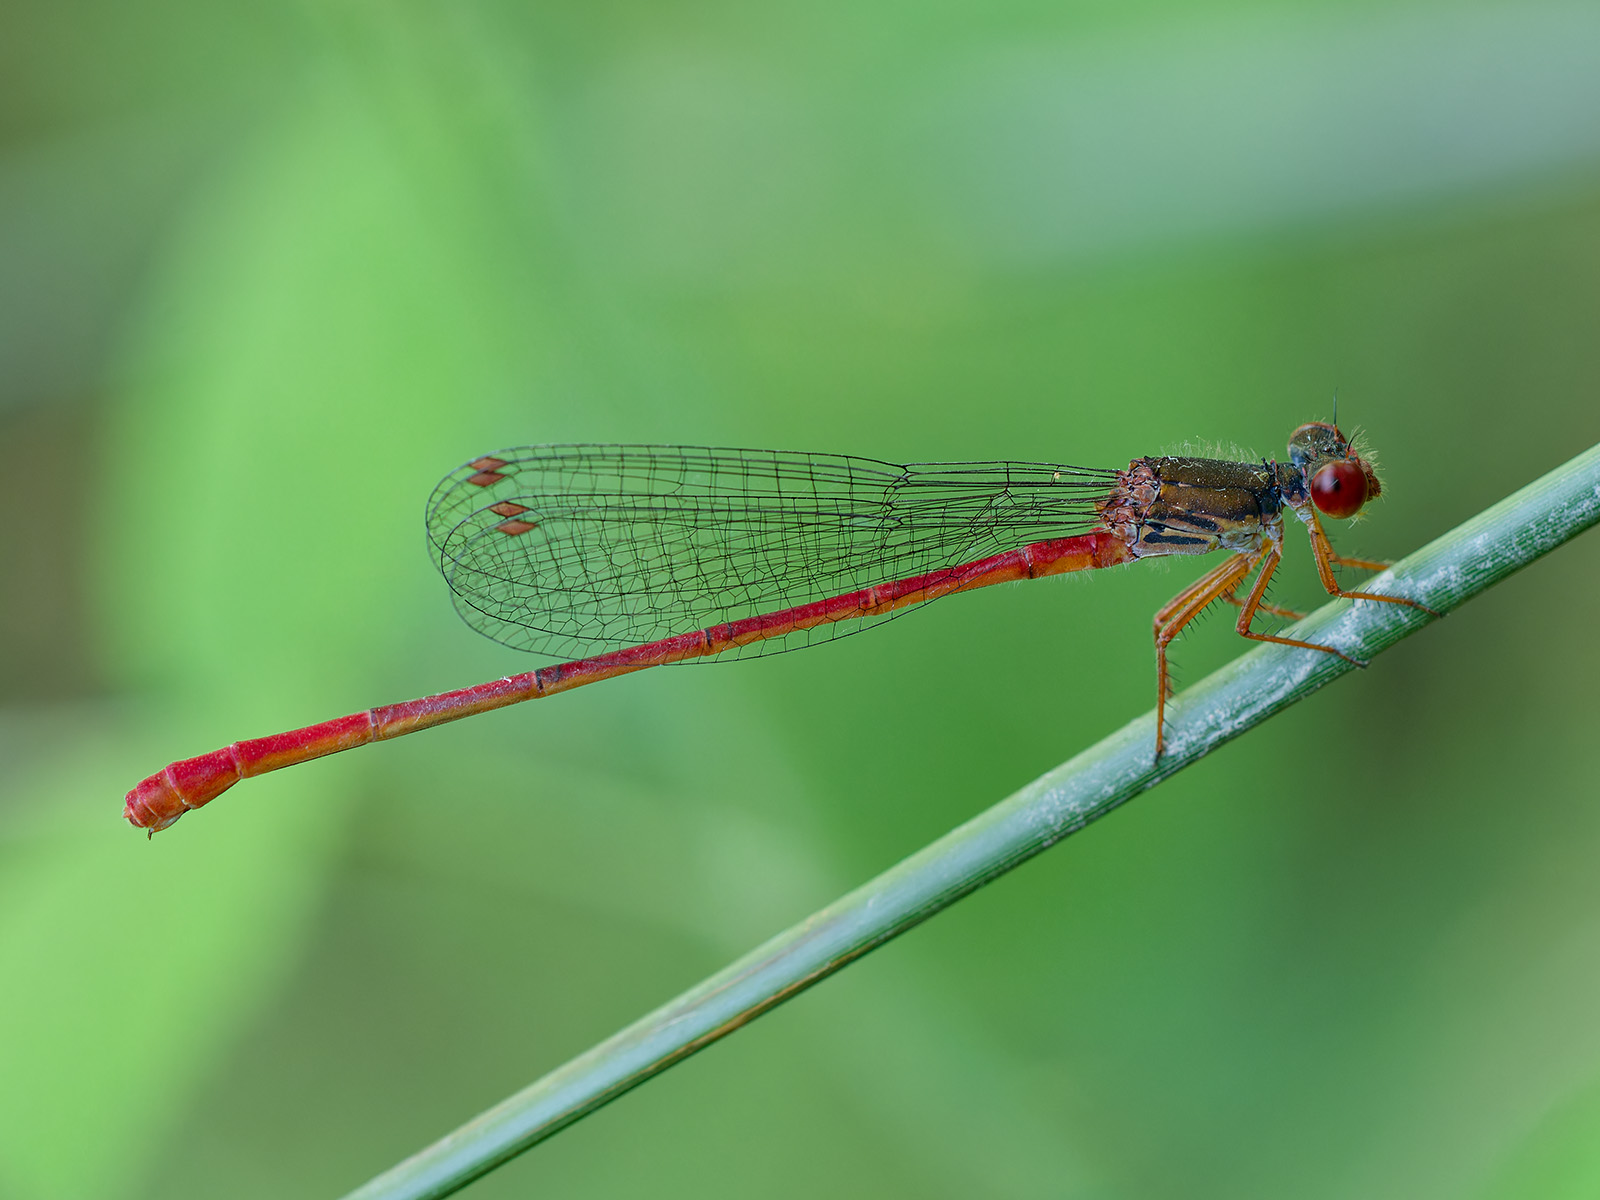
[{"left": 125, "top": 421, "right": 1429, "bottom": 833}]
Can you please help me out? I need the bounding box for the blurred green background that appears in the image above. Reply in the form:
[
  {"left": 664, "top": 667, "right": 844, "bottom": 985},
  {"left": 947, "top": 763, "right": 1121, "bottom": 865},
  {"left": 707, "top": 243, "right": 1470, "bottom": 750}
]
[{"left": 4, "top": 0, "right": 1600, "bottom": 1196}]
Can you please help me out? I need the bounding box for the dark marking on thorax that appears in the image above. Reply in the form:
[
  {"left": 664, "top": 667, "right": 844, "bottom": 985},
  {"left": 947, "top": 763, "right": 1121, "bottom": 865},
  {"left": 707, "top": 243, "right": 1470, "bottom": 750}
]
[{"left": 1097, "top": 456, "right": 1283, "bottom": 558}]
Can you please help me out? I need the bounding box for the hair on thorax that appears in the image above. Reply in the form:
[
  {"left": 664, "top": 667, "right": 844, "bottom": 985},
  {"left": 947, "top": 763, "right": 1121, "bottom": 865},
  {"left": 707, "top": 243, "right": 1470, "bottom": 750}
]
[{"left": 1160, "top": 437, "right": 1258, "bottom": 463}]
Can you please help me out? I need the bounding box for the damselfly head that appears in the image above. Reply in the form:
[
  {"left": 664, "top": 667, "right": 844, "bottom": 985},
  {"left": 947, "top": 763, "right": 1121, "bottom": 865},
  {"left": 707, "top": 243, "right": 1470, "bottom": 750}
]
[{"left": 1288, "top": 421, "right": 1381, "bottom": 520}]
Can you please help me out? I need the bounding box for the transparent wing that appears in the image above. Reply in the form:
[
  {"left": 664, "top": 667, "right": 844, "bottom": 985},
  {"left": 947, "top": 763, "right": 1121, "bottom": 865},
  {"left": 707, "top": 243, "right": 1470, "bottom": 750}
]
[{"left": 425, "top": 444, "right": 1119, "bottom": 661}]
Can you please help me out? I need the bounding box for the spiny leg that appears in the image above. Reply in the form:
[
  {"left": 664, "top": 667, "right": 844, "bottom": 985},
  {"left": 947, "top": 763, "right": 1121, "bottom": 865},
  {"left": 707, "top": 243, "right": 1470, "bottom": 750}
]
[
  {"left": 1152, "top": 553, "right": 1256, "bottom": 640},
  {"left": 1232, "top": 538, "right": 1369, "bottom": 665},
  {"left": 1301, "top": 507, "right": 1438, "bottom": 615},
  {"left": 1325, "top": 550, "right": 1390, "bottom": 572},
  {"left": 1220, "top": 590, "right": 1304, "bottom": 620},
  {"left": 1151, "top": 552, "right": 1259, "bottom": 762}
]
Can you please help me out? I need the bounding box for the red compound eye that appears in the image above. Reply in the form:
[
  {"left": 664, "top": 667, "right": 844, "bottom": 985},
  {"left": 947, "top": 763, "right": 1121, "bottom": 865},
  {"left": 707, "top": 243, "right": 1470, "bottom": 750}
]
[{"left": 1310, "top": 461, "right": 1368, "bottom": 519}]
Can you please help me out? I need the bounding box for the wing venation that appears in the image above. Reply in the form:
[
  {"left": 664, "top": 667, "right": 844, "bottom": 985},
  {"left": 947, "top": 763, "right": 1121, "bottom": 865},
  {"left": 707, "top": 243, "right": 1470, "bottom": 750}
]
[{"left": 425, "top": 444, "right": 1118, "bottom": 661}]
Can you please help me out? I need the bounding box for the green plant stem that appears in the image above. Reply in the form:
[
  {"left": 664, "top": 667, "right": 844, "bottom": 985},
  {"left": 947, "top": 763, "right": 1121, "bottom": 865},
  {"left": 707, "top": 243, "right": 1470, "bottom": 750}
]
[{"left": 344, "top": 442, "right": 1600, "bottom": 1200}]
